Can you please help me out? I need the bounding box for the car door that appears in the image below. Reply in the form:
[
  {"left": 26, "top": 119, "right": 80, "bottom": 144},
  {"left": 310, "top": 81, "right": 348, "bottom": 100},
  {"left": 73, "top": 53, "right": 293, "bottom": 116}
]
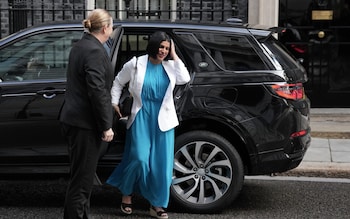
[
  {"left": 96, "top": 25, "right": 129, "bottom": 163},
  {"left": 0, "top": 29, "right": 83, "bottom": 173}
]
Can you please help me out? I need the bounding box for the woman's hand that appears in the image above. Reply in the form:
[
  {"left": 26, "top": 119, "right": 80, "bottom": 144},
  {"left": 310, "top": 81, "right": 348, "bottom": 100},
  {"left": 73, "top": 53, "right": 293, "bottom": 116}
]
[
  {"left": 113, "top": 104, "right": 122, "bottom": 118},
  {"left": 170, "top": 40, "right": 178, "bottom": 61}
]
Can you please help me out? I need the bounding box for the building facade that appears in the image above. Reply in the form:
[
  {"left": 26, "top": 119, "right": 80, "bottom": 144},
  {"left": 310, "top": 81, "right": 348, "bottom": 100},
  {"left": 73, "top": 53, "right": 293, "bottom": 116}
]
[
  {"left": 0, "top": 0, "right": 250, "bottom": 38},
  {"left": 279, "top": 0, "right": 350, "bottom": 107}
]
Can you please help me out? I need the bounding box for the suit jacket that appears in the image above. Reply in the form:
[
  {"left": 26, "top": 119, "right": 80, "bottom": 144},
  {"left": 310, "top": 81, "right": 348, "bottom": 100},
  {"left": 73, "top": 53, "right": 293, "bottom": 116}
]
[
  {"left": 111, "top": 55, "right": 190, "bottom": 131},
  {"left": 60, "top": 33, "right": 114, "bottom": 132}
]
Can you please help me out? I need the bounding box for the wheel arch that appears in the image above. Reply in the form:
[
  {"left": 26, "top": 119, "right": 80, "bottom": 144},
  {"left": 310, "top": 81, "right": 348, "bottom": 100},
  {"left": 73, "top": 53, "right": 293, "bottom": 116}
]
[{"left": 175, "top": 116, "right": 253, "bottom": 174}]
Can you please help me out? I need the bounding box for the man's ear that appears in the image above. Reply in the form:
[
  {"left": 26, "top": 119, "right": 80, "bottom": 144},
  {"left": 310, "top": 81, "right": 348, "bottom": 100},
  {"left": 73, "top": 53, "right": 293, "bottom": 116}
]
[{"left": 102, "top": 25, "right": 108, "bottom": 34}]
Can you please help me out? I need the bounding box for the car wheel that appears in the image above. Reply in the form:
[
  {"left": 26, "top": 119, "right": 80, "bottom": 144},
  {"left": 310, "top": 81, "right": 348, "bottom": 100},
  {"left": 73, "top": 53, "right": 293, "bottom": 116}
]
[{"left": 171, "top": 130, "right": 244, "bottom": 213}]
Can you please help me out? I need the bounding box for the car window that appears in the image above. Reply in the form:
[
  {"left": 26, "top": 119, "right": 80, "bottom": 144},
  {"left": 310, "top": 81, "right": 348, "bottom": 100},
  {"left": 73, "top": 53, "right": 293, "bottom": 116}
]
[
  {"left": 0, "top": 30, "right": 82, "bottom": 82},
  {"left": 193, "top": 32, "right": 268, "bottom": 71},
  {"left": 115, "top": 33, "right": 149, "bottom": 73},
  {"left": 175, "top": 32, "right": 219, "bottom": 73},
  {"left": 261, "top": 36, "right": 301, "bottom": 71}
]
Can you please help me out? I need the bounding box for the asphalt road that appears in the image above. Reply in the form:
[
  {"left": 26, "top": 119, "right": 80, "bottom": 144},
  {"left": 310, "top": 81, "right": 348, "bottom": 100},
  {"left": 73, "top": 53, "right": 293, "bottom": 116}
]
[{"left": 1, "top": 176, "right": 350, "bottom": 219}]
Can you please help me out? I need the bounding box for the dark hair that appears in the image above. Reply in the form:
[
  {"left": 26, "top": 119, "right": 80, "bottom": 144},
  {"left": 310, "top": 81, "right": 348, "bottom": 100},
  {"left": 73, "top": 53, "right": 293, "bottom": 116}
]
[{"left": 146, "top": 31, "right": 172, "bottom": 60}]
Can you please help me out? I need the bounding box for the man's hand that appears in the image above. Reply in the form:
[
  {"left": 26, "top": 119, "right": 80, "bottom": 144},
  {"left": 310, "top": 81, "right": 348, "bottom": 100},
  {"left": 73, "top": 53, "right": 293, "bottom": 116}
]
[{"left": 102, "top": 128, "right": 114, "bottom": 142}]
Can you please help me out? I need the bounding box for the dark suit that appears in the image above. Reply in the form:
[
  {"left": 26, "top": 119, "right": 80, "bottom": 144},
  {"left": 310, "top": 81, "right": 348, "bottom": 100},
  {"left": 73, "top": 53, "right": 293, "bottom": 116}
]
[{"left": 60, "top": 33, "right": 114, "bottom": 219}]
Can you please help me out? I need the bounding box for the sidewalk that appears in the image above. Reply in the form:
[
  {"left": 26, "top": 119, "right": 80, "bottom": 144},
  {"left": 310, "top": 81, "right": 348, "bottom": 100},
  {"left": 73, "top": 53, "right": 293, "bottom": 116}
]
[{"left": 285, "top": 108, "right": 350, "bottom": 178}]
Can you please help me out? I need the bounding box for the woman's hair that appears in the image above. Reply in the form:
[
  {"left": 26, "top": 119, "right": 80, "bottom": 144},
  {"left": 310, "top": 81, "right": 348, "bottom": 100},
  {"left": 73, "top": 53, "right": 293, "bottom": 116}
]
[
  {"left": 82, "top": 9, "right": 112, "bottom": 33},
  {"left": 146, "top": 31, "right": 172, "bottom": 60}
]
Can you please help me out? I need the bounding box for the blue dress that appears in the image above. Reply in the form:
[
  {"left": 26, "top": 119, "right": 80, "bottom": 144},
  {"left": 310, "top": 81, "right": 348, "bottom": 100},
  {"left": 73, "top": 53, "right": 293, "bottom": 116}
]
[{"left": 107, "top": 60, "right": 173, "bottom": 208}]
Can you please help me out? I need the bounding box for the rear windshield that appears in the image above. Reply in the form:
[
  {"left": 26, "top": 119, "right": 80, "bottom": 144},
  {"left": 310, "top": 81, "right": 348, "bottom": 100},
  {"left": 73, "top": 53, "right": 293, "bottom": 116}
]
[{"left": 261, "top": 36, "right": 302, "bottom": 70}]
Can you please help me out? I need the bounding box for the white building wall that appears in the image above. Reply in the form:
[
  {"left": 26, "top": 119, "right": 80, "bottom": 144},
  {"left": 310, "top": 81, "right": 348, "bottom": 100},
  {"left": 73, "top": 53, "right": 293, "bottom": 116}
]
[{"left": 248, "top": 0, "right": 279, "bottom": 27}]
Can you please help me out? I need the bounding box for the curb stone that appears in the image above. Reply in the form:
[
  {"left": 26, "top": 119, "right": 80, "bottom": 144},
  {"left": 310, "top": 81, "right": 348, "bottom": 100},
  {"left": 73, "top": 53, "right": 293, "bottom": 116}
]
[{"left": 278, "top": 162, "right": 350, "bottom": 179}]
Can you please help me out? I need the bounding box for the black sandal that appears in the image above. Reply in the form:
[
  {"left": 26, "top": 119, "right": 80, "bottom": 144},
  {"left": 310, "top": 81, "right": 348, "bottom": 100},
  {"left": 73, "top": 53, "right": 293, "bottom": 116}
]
[
  {"left": 120, "top": 202, "right": 133, "bottom": 215},
  {"left": 150, "top": 206, "right": 168, "bottom": 219}
]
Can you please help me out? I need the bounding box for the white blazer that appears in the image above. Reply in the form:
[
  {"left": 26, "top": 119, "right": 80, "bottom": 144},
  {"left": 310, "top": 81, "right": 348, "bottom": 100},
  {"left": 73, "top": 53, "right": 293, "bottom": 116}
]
[{"left": 111, "top": 55, "right": 190, "bottom": 131}]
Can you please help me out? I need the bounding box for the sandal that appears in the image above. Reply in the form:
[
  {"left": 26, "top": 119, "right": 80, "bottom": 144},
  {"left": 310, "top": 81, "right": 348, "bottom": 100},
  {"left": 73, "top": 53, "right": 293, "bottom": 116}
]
[
  {"left": 150, "top": 206, "right": 168, "bottom": 219},
  {"left": 120, "top": 202, "right": 133, "bottom": 215}
]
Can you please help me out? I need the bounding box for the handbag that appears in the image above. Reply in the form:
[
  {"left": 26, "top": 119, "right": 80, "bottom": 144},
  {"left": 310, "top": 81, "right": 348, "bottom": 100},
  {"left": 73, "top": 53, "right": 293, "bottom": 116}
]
[
  {"left": 119, "top": 86, "right": 133, "bottom": 116},
  {"left": 118, "top": 57, "right": 137, "bottom": 117}
]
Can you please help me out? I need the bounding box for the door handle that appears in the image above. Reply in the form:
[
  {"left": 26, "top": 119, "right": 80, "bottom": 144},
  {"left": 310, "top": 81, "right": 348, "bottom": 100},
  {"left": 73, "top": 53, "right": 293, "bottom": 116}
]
[
  {"left": 37, "top": 89, "right": 64, "bottom": 99},
  {"left": 43, "top": 93, "right": 56, "bottom": 99}
]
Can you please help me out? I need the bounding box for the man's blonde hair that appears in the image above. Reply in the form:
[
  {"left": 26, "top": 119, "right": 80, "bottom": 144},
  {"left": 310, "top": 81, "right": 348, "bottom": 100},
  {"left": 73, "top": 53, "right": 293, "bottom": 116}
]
[{"left": 83, "top": 9, "right": 112, "bottom": 33}]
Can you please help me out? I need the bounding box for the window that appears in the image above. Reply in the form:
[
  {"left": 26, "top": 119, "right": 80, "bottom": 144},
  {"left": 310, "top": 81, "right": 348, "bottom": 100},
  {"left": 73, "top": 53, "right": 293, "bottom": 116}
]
[
  {"left": 193, "top": 32, "right": 267, "bottom": 71},
  {"left": 176, "top": 32, "right": 219, "bottom": 72},
  {"left": 262, "top": 36, "right": 301, "bottom": 71},
  {"left": 0, "top": 30, "right": 82, "bottom": 82},
  {"left": 116, "top": 33, "right": 149, "bottom": 72}
]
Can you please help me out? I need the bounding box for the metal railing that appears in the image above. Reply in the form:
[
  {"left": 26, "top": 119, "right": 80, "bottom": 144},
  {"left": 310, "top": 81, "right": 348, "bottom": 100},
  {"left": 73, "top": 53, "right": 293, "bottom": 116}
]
[{"left": 0, "top": 0, "right": 242, "bottom": 39}]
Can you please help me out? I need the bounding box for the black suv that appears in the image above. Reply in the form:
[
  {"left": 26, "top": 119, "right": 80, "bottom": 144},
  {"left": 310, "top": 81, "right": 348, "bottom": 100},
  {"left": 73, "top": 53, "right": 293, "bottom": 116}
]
[{"left": 0, "top": 20, "right": 311, "bottom": 213}]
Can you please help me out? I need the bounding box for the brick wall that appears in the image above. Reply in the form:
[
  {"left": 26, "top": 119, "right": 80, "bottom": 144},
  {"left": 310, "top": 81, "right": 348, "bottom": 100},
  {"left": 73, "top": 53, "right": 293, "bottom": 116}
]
[
  {"left": 0, "top": 0, "right": 9, "bottom": 37},
  {"left": 0, "top": 0, "right": 245, "bottom": 38},
  {"left": 26, "top": 0, "right": 85, "bottom": 26},
  {"left": 178, "top": 0, "right": 238, "bottom": 21}
]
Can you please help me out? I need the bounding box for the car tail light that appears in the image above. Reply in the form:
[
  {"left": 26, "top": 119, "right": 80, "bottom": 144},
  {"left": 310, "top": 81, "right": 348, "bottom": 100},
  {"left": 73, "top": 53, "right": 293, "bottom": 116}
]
[
  {"left": 290, "top": 129, "right": 307, "bottom": 138},
  {"left": 270, "top": 83, "right": 304, "bottom": 100},
  {"left": 290, "top": 44, "right": 307, "bottom": 54}
]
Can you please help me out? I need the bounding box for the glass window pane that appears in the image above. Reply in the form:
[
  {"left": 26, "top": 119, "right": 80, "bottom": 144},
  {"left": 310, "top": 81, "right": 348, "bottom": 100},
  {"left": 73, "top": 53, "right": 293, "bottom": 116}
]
[
  {"left": 193, "top": 32, "right": 267, "bottom": 71},
  {"left": 0, "top": 30, "right": 83, "bottom": 82},
  {"left": 176, "top": 33, "right": 218, "bottom": 72},
  {"left": 116, "top": 33, "right": 149, "bottom": 72}
]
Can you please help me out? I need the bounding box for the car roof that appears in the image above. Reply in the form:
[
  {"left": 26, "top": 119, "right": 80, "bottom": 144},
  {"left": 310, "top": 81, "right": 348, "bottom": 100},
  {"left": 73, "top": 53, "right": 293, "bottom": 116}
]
[
  {"left": 1, "top": 19, "right": 272, "bottom": 44},
  {"left": 117, "top": 20, "right": 272, "bottom": 37}
]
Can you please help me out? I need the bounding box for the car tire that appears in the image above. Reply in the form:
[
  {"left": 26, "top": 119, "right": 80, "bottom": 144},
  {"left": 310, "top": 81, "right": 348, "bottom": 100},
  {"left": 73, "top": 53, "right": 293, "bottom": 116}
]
[{"left": 171, "top": 130, "right": 244, "bottom": 213}]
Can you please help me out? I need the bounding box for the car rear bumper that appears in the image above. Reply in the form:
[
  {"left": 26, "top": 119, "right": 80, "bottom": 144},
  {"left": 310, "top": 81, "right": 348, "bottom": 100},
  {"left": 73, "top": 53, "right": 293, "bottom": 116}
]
[{"left": 248, "top": 132, "right": 311, "bottom": 175}]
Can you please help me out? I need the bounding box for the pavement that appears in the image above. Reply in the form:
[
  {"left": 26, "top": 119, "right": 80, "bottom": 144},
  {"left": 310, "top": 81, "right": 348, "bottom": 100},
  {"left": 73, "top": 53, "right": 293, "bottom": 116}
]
[{"left": 282, "top": 108, "right": 350, "bottom": 178}]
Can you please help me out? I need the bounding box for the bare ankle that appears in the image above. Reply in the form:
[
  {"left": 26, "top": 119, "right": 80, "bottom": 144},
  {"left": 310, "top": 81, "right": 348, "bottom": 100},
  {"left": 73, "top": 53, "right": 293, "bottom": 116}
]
[{"left": 122, "top": 195, "right": 132, "bottom": 204}]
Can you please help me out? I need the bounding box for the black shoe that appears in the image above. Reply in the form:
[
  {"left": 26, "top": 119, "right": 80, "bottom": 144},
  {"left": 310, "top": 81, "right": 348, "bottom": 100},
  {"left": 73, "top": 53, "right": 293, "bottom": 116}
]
[{"left": 150, "top": 206, "right": 168, "bottom": 219}]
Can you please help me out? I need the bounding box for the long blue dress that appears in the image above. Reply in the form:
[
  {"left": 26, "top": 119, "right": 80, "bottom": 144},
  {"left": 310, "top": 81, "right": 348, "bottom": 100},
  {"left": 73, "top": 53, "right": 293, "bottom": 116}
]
[{"left": 107, "top": 60, "right": 173, "bottom": 208}]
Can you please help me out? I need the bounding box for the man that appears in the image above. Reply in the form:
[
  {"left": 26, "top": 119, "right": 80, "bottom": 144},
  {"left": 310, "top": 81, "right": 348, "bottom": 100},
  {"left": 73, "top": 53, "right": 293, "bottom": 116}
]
[{"left": 59, "top": 9, "right": 115, "bottom": 219}]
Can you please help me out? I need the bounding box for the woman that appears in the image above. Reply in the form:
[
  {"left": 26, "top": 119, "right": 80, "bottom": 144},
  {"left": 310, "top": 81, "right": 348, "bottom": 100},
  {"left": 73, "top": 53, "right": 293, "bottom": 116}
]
[
  {"left": 107, "top": 31, "right": 190, "bottom": 219},
  {"left": 59, "top": 9, "right": 114, "bottom": 219}
]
